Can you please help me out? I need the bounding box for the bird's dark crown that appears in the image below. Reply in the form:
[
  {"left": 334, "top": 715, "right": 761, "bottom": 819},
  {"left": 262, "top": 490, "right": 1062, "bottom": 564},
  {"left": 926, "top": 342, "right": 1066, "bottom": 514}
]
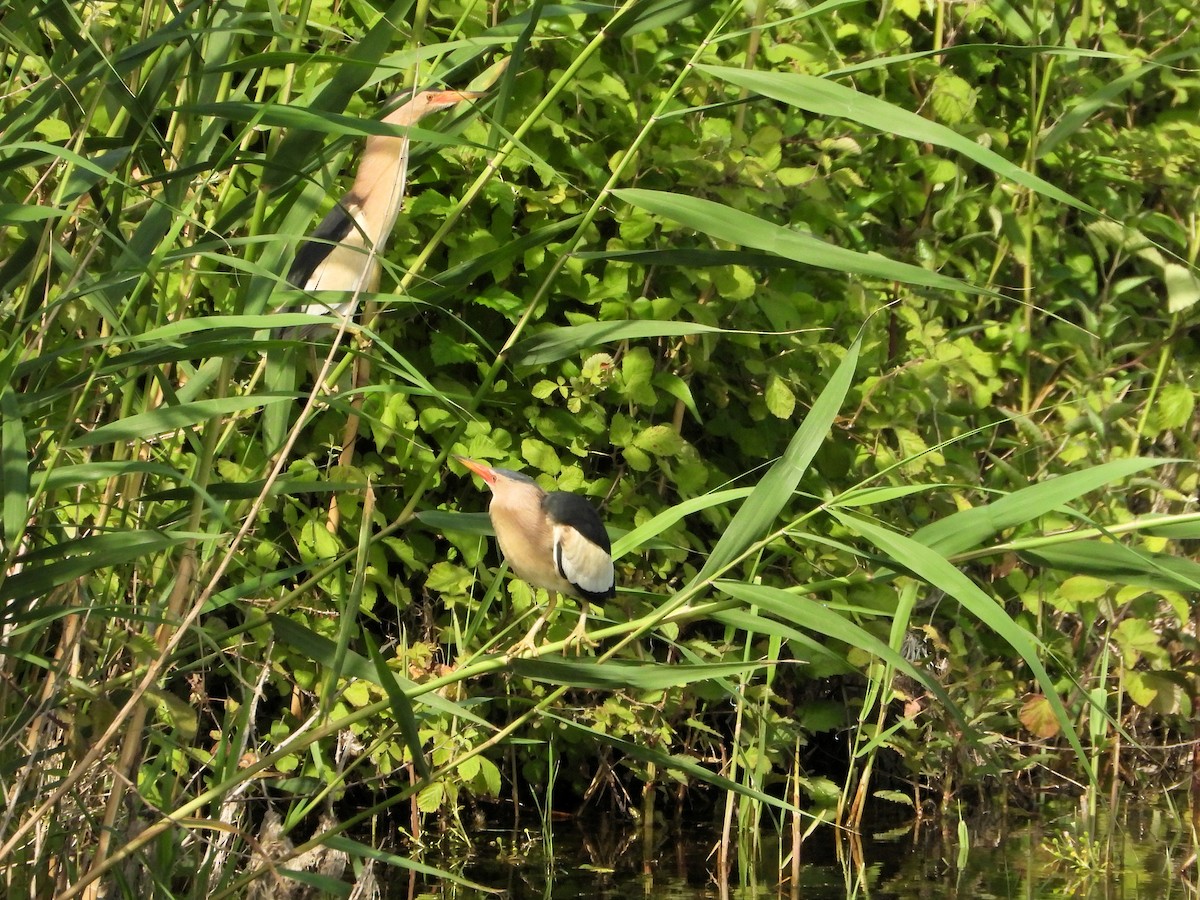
[{"left": 494, "top": 467, "right": 537, "bottom": 485}]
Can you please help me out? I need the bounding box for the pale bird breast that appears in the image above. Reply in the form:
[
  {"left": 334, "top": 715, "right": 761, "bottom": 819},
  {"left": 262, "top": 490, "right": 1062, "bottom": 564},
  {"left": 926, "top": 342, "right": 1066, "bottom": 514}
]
[{"left": 489, "top": 499, "right": 570, "bottom": 595}]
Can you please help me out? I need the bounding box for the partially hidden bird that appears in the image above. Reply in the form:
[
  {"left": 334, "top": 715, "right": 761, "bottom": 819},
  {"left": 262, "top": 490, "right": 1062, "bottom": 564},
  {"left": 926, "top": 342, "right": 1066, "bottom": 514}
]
[
  {"left": 285, "top": 88, "right": 482, "bottom": 331},
  {"left": 456, "top": 457, "right": 615, "bottom": 653}
]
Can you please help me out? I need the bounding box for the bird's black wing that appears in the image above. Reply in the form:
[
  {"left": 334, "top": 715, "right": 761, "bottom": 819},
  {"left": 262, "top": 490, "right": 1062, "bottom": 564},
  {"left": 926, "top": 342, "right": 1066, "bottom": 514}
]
[
  {"left": 543, "top": 492, "right": 611, "bottom": 553},
  {"left": 285, "top": 201, "right": 357, "bottom": 289},
  {"left": 547, "top": 493, "right": 615, "bottom": 601}
]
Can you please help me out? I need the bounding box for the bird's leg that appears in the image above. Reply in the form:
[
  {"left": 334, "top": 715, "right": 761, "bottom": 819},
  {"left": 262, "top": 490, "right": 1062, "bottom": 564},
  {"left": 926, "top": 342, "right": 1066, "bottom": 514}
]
[
  {"left": 564, "top": 600, "right": 597, "bottom": 652},
  {"left": 508, "top": 591, "right": 557, "bottom": 657}
]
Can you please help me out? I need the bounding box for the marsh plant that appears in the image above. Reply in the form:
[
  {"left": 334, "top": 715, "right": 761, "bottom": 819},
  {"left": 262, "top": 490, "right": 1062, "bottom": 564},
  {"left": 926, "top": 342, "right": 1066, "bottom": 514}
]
[{"left": 1, "top": 0, "right": 1197, "bottom": 895}]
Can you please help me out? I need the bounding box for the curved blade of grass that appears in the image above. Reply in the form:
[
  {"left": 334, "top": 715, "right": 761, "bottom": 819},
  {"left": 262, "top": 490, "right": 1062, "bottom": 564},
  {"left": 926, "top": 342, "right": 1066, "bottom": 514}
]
[
  {"left": 714, "top": 580, "right": 958, "bottom": 714},
  {"left": 610, "top": 488, "right": 752, "bottom": 559},
  {"left": 65, "top": 394, "right": 296, "bottom": 448},
  {"left": 689, "top": 338, "right": 859, "bottom": 588},
  {"left": 832, "top": 512, "right": 1090, "bottom": 775},
  {"left": 320, "top": 485, "right": 374, "bottom": 722},
  {"left": 181, "top": 102, "right": 482, "bottom": 148},
  {"left": 710, "top": 607, "right": 856, "bottom": 674},
  {"left": 1, "top": 386, "right": 28, "bottom": 552},
  {"left": 203, "top": 569, "right": 307, "bottom": 613},
  {"left": 833, "top": 483, "right": 957, "bottom": 507},
  {"left": 1140, "top": 517, "right": 1200, "bottom": 540},
  {"left": 323, "top": 835, "right": 499, "bottom": 891},
  {"left": 514, "top": 320, "right": 725, "bottom": 367},
  {"left": 617, "top": 189, "right": 986, "bottom": 294},
  {"left": 416, "top": 510, "right": 494, "bottom": 536},
  {"left": 2, "top": 532, "right": 192, "bottom": 606},
  {"left": 510, "top": 658, "right": 772, "bottom": 690},
  {"left": 1037, "top": 59, "right": 1162, "bottom": 159},
  {"left": 364, "top": 633, "right": 430, "bottom": 780},
  {"left": 574, "top": 247, "right": 815, "bottom": 269},
  {"left": 1022, "top": 542, "right": 1200, "bottom": 593},
  {"left": 128, "top": 314, "right": 331, "bottom": 341},
  {"left": 611, "top": 0, "right": 715, "bottom": 37},
  {"left": 145, "top": 478, "right": 372, "bottom": 503},
  {"left": 263, "top": 870, "right": 345, "bottom": 896},
  {"left": 913, "top": 458, "right": 1171, "bottom": 556},
  {"left": 32, "top": 461, "right": 186, "bottom": 492},
  {"left": 697, "top": 65, "right": 1096, "bottom": 215},
  {"left": 0, "top": 141, "right": 131, "bottom": 183}
]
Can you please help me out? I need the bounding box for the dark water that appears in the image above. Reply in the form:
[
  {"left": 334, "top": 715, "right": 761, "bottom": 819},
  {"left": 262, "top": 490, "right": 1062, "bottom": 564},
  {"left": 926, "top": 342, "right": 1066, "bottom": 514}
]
[{"left": 392, "top": 801, "right": 1196, "bottom": 898}]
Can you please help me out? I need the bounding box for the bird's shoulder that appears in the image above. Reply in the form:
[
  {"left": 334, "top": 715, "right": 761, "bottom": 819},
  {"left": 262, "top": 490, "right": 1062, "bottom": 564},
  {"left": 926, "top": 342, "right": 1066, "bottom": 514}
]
[{"left": 542, "top": 491, "right": 610, "bottom": 552}]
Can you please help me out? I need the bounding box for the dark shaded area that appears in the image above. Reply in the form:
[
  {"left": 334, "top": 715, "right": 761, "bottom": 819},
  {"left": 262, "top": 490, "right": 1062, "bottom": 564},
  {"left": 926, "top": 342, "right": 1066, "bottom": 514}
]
[{"left": 394, "top": 801, "right": 1195, "bottom": 899}]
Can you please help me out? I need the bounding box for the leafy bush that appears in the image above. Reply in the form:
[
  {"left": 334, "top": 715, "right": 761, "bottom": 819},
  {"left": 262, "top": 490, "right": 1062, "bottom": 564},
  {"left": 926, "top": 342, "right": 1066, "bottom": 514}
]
[{"left": 1, "top": 0, "right": 1197, "bottom": 894}]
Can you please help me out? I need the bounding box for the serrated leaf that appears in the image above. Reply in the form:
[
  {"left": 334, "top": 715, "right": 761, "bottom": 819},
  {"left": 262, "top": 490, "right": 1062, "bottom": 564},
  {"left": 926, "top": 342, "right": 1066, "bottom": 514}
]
[
  {"left": 477, "top": 756, "right": 502, "bottom": 796},
  {"left": 342, "top": 679, "right": 372, "bottom": 707},
  {"left": 146, "top": 688, "right": 198, "bottom": 742},
  {"left": 298, "top": 516, "right": 341, "bottom": 564},
  {"left": 874, "top": 789, "right": 915, "bottom": 807},
  {"left": 1113, "top": 618, "right": 1162, "bottom": 666},
  {"left": 1058, "top": 575, "right": 1109, "bottom": 603},
  {"left": 522, "top": 438, "right": 561, "bottom": 474},
  {"left": 764, "top": 374, "right": 795, "bottom": 419},
  {"left": 632, "top": 425, "right": 684, "bottom": 457},
  {"left": 417, "top": 781, "right": 445, "bottom": 813},
  {"left": 1164, "top": 263, "right": 1200, "bottom": 313},
  {"left": 532, "top": 380, "right": 559, "bottom": 400},
  {"left": 425, "top": 561, "right": 474, "bottom": 594},
  {"left": 457, "top": 755, "right": 480, "bottom": 780},
  {"left": 929, "top": 73, "right": 976, "bottom": 125},
  {"left": 622, "top": 446, "right": 652, "bottom": 472},
  {"left": 621, "top": 347, "right": 657, "bottom": 405},
  {"left": 1147, "top": 383, "right": 1195, "bottom": 432},
  {"left": 1124, "top": 670, "right": 1157, "bottom": 708},
  {"left": 1018, "top": 694, "right": 1060, "bottom": 739}
]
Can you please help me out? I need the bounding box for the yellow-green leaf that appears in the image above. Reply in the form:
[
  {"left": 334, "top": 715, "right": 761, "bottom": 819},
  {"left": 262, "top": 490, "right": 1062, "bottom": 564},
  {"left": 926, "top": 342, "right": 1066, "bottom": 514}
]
[{"left": 764, "top": 374, "right": 795, "bottom": 419}]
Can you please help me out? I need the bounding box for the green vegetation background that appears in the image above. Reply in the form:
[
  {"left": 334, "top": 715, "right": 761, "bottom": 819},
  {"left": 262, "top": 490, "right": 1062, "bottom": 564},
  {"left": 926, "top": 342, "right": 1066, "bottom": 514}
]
[{"left": 1, "top": 0, "right": 1198, "bottom": 894}]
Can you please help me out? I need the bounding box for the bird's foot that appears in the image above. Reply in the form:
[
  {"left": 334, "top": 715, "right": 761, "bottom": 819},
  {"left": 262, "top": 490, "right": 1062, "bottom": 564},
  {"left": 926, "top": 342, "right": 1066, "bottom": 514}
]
[
  {"left": 505, "top": 635, "right": 540, "bottom": 659},
  {"left": 562, "top": 621, "right": 598, "bottom": 655},
  {"left": 505, "top": 617, "right": 548, "bottom": 659}
]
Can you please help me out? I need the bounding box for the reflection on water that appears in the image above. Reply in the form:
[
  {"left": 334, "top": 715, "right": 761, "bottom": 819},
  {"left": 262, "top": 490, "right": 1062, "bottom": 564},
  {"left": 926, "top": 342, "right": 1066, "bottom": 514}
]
[{"left": 391, "top": 800, "right": 1196, "bottom": 899}]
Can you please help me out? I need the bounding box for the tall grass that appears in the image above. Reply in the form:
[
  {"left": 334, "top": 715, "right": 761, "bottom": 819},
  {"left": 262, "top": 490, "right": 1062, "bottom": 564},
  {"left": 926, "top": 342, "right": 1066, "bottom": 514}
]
[{"left": 2, "top": 0, "right": 1197, "bottom": 896}]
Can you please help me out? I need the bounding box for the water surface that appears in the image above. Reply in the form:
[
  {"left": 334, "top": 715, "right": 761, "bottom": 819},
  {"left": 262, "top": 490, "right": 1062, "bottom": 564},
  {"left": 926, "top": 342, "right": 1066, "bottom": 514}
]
[{"left": 394, "top": 801, "right": 1194, "bottom": 898}]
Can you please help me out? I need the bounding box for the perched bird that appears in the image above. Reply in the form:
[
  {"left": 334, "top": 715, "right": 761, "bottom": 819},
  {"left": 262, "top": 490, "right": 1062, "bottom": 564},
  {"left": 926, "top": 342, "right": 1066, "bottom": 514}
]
[
  {"left": 285, "top": 88, "right": 482, "bottom": 331},
  {"left": 456, "top": 457, "right": 615, "bottom": 653}
]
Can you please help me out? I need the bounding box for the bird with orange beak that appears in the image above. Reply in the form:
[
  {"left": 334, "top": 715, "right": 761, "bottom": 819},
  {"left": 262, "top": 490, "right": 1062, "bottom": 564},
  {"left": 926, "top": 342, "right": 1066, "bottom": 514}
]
[
  {"left": 285, "top": 89, "right": 483, "bottom": 332},
  {"left": 456, "top": 457, "right": 615, "bottom": 653}
]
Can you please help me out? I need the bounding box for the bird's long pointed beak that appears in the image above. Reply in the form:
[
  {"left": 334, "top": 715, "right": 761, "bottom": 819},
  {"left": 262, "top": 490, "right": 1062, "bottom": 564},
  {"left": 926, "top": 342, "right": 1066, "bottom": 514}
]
[
  {"left": 426, "top": 89, "right": 485, "bottom": 105},
  {"left": 455, "top": 455, "right": 497, "bottom": 485}
]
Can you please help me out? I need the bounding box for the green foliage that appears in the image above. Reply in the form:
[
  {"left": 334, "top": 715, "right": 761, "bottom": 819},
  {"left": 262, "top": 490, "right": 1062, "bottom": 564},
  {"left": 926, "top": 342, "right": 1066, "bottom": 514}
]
[{"left": 1, "top": 0, "right": 1198, "bottom": 895}]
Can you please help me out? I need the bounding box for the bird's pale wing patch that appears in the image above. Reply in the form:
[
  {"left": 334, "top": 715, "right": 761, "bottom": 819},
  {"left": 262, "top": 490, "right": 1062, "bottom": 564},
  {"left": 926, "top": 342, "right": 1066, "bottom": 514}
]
[
  {"left": 554, "top": 525, "right": 614, "bottom": 600},
  {"left": 297, "top": 204, "right": 379, "bottom": 318}
]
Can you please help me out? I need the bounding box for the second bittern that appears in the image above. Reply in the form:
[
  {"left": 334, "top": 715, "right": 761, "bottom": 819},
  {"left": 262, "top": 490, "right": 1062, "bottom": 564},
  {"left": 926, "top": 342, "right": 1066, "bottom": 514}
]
[
  {"left": 286, "top": 88, "right": 482, "bottom": 330},
  {"left": 457, "top": 457, "right": 615, "bottom": 652}
]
